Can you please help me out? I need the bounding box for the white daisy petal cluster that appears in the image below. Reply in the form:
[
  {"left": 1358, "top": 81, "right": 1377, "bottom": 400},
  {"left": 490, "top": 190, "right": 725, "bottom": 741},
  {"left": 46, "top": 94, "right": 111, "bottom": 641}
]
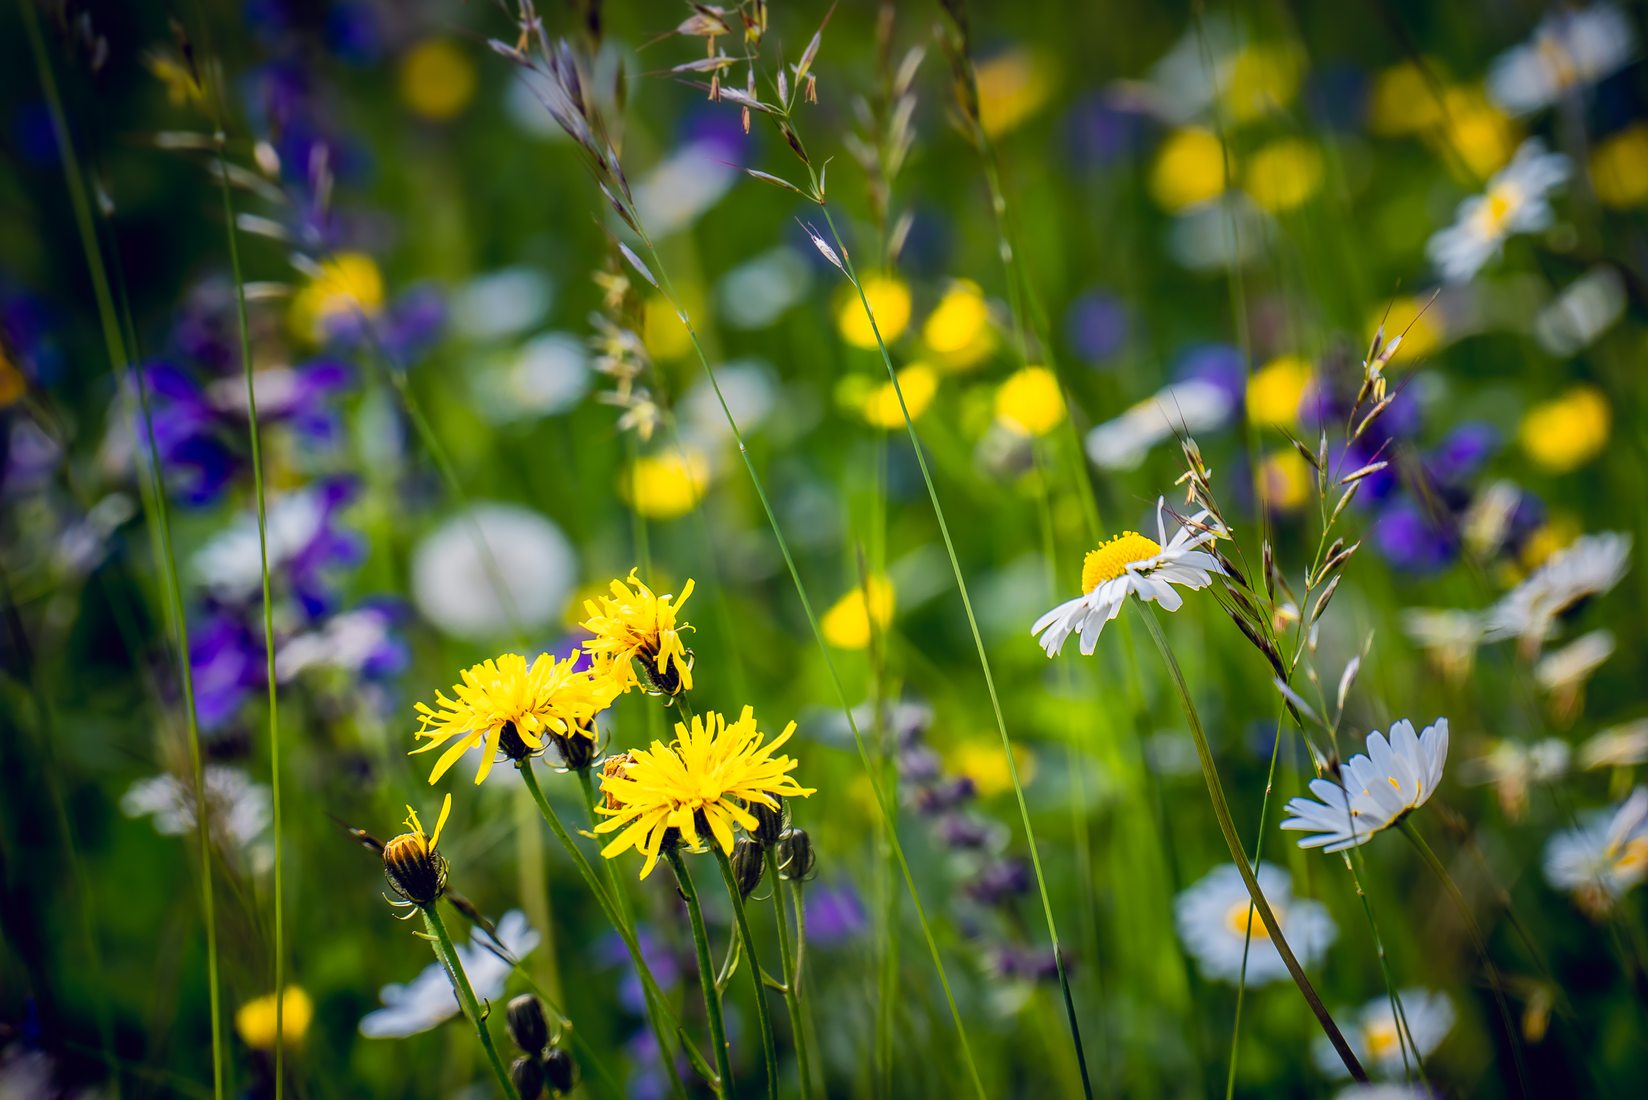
[
  {"left": 1465, "top": 738, "right": 1571, "bottom": 819},
  {"left": 1487, "top": 3, "right": 1636, "bottom": 115},
  {"left": 1032, "top": 497, "right": 1227, "bottom": 657},
  {"left": 1315, "top": 989, "right": 1454, "bottom": 1078},
  {"left": 359, "top": 910, "right": 539, "bottom": 1038},
  {"left": 1173, "top": 862, "right": 1337, "bottom": 984},
  {"left": 1483, "top": 532, "right": 1631, "bottom": 649},
  {"left": 1426, "top": 139, "right": 1570, "bottom": 283},
  {"left": 1281, "top": 719, "right": 1449, "bottom": 852},
  {"left": 1543, "top": 788, "right": 1648, "bottom": 913}
]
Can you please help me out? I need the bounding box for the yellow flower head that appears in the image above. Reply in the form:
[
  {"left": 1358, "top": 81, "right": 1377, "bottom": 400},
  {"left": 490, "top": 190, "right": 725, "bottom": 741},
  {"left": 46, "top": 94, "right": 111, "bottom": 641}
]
[
  {"left": 1244, "top": 139, "right": 1323, "bottom": 213},
  {"left": 923, "top": 280, "right": 996, "bottom": 371},
  {"left": 821, "top": 574, "right": 895, "bottom": 649},
  {"left": 580, "top": 570, "right": 696, "bottom": 696},
  {"left": 594, "top": 706, "right": 815, "bottom": 879},
  {"left": 975, "top": 48, "right": 1055, "bottom": 138},
  {"left": 234, "top": 987, "right": 314, "bottom": 1051},
  {"left": 382, "top": 794, "right": 452, "bottom": 907},
  {"left": 399, "top": 37, "right": 477, "bottom": 121},
  {"left": 1220, "top": 44, "right": 1301, "bottom": 123},
  {"left": 862, "top": 363, "right": 938, "bottom": 429},
  {"left": 1435, "top": 87, "right": 1519, "bottom": 180},
  {"left": 995, "top": 366, "right": 1066, "bottom": 437},
  {"left": 289, "top": 253, "right": 384, "bottom": 345},
  {"left": 0, "top": 347, "right": 26, "bottom": 409},
  {"left": 837, "top": 276, "right": 911, "bottom": 350},
  {"left": 1368, "top": 61, "right": 1448, "bottom": 135},
  {"left": 622, "top": 449, "right": 710, "bottom": 520},
  {"left": 1257, "top": 450, "right": 1313, "bottom": 512},
  {"left": 1520, "top": 385, "right": 1610, "bottom": 473},
  {"left": 412, "top": 655, "right": 620, "bottom": 785},
  {"left": 1247, "top": 355, "right": 1314, "bottom": 428},
  {"left": 1151, "top": 128, "right": 1227, "bottom": 212},
  {"left": 1591, "top": 124, "right": 1648, "bottom": 208}
]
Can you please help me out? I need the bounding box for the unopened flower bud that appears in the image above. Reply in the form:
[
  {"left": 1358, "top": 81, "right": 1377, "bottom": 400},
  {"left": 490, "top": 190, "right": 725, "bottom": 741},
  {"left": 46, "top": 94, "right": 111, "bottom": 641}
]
[
  {"left": 506, "top": 994, "right": 549, "bottom": 1055},
  {"left": 510, "top": 1054, "right": 545, "bottom": 1100},
  {"left": 777, "top": 826, "right": 815, "bottom": 881},
  {"left": 731, "top": 835, "right": 765, "bottom": 899},
  {"left": 382, "top": 797, "right": 451, "bottom": 908},
  {"left": 748, "top": 796, "right": 785, "bottom": 847},
  {"left": 551, "top": 724, "right": 598, "bottom": 771},
  {"left": 544, "top": 1044, "right": 576, "bottom": 1094}
]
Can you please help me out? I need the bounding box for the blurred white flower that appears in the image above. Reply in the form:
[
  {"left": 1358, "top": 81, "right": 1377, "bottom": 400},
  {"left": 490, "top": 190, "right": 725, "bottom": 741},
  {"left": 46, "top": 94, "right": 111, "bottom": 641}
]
[
  {"left": 192, "top": 487, "right": 327, "bottom": 601},
  {"left": 1168, "top": 195, "right": 1270, "bottom": 271},
  {"left": 1315, "top": 990, "right": 1453, "bottom": 1078},
  {"left": 1281, "top": 719, "right": 1449, "bottom": 852},
  {"left": 1466, "top": 738, "right": 1571, "bottom": 819},
  {"left": 1487, "top": 4, "right": 1635, "bottom": 114},
  {"left": 1543, "top": 788, "right": 1648, "bottom": 915},
  {"left": 1483, "top": 532, "right": 1631, "bottom": 651},
  {"left": 1427, "top": 139, "right": 1569, "bottom": 283},
  {"left": 634, "top": 143, "right": 738, "bottom": 237},
  {"left": 1334, "top": 1087, "right": 1429, "bottom": 1100},
  {"left": 1083, "top": 378, "right": 1233, "bottom": 471},
  {"left": 411, "top": 503, "right": 576, "bottom": 642},
  {"left": 451, "top": 268, "right": 553, "bottom": 342},
  {"left": 1032, "top": 498, "right": 1226, "bottom": 657},
  {"left": 472, "top": 332, "right": 591, "bottom": 423},
  {"left": 122, "top": 765, "right": 272, "bottom": 871},
  {"left": 1534, "top": 267, "right": 1626, "bottom": 356},
  {"left": 277, "top": 605, "right": 399, "bottom": 680},
  {"left": 360, "top": 910, "right": 540, "bottom": 1038},
  {"left": 679, "top": 359, "right": 778, "bottom": 446},
  {"left": 1579, "top": 719, "right": 1648, "bottom": 770},
  {"left": 717, "top": 248, "right": 813, "bottom": 330},
  {"left": 1174, "top": 862, "right": 1336, "bottom": 984},
  {"left": 1401, "top": 608, "right": 1483, "bottom": 681},
  {"left": 1536, "top": 629, "right": 1614, "bottom": 719}
]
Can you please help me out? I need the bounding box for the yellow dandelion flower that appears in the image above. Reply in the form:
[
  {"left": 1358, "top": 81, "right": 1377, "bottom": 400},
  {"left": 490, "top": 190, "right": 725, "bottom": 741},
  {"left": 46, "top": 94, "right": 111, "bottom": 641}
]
[
  {"left": 995, "top": 366, "right": 1066, "bottom": 437},
  {"left": 643, "top": 295, "right": 694, "bottom": 361},
  {"left": 951, "top": 739, "right": 1036, "bottom": 798},
  {"left": 1221, "top": 44, "right": 1301, "bottom": 123},
  {"left": 1368, "top": 61, "right": 1449, "bottom": 135},
  {"left": 234, "top": 987, "right": 314, "bottom": 1051},
  {"left": 836, "top": 276, "right": 911, "bottom": 350},
  {"left": 622, "top": 449, "right": 710, "bottom": 520},
  {"left": 580, "top": 569, "right": 696, "bottom": 697},
  {"left": 862, "top": 363, "right": 938, "bottom": 429},
  {"left": 975, "top": 48, "right": 1055, "bottom": 138},
  {"left": 1371, "top": 296, "right": 1445, "bottom": 362},
  {"left": 412, "top": 654, "right": 620, "bottom": 785},
  {"left": 821, "top": 574, "right": 895, "bottom": 649},
  {"left": 923, "top": 280, "right": 996, "bottom": 371},
  {"left": 1257, "top": 450, "right": 1313, "bottom": 512},
  {"left": 1434, "top": 87, "right": 1519, "bottom": 180},
  {"left": 1151, "top": 127, "right": 1227, "bottom": 212},
  {"left": 1591, "top": 125, "right": 1648, "bottom": 208},
  {"left": 1244, "top": 138, "right": 1323, "bottom": 213},
  {"left": 1247, "top": 355, "right": 1313, "bottom": 428},
  {"left": 289, "top": 253, "right": 384, "bottom": 345},
  {"left": 382, "top": 794, "right": 453, "bottom": 907},
  {"left": 399, "top": 37, "right": 477, "bottom": 121},
  {"left": 1520, "top": 385, "right": 1610, "bottom": 473},
  {"left": 594, "top": 706, "right": 815, "bottom": 879}
]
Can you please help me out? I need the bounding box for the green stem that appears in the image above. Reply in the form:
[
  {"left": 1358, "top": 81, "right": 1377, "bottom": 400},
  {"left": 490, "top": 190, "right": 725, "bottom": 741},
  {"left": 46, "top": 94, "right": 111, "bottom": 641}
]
[
  {"left": 669, "top": 849, "right": 732, "bottom": 1097},
  {"left": 1140, "top": 606, "right": 1367, "bottom": 1081},
  {"left": 770, "top": 865, "right": 814, "bottom": 1100},
  {"left": 715, "top": 848, "right": 779, "bottom": 1100},
  {"left": 423, "top": 906, "right": 517, "bottom": 1098},
  {"left": 1225, "top": 707, "right": 1288, "bottom": 1100},
  {"left": 1400, "top": 819, "right": 1530, "bottom": 1097},
  {"left": 518, "top": 765, "right": 692, "bottom": 1100}
]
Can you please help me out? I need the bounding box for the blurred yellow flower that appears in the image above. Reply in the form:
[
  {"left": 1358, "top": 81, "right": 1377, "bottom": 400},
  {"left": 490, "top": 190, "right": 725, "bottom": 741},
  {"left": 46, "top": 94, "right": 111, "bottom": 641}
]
[
  {"left": 0, "top": 348, "right": 25, "bottom": 408},
  {"left": 1151, "top": 128, "right": 1227, "bottom": 212},
  {"left": 644, "top": 295, "right": 693, "bottom": 361},
  {"left": 289, "top": 253, "right": 383, "bottom": 344},
  {"left": 1519, "top": 517, "right": 1579, "bottom": 571},
  {"left": 235, "top": 987, "right": 313, "bottom": 1051},
  {"left": 995, "top": 366, "right": 1065, "bottom": 437},
  {"left": 1244, "top": 138, "right": 1323, "bottom": 212},
  {"left": 821, "top": 574, "right": 895, "bottom": 649},
  {"left": 975, "top": 49, "right": 1054, "bottom": 137},
  {"left": 1221, "top": 44, "right": 1301, "bottom": 123},
  {"left": 399, "top": 38, "right": 477, "bottom": 121},
  {"left": 1520, "top": 386, "right": 1610, "bottom": 473},
  {"left": 837, "top": 276, "right": 911, "bottom": 349},
  {"left": 1257, "top": 450, "right": 1313, "bottom": 512},
  {"left": 622, "top": 449, "right": 710, "bottom": 519},
  {"left": 923, "top": 280, "right": 996, "bottom": 371},
  {"left": 951, "top": 739, "right": 1036, "bottom": 798},
  {"left": 1247, "top": 356, "right": 1313, "bottom": 428},
  {"left": 1590, "top": 125, "right": 1648, "bottom": 208},
  {"left": 1371, "top": 296, "right": 1445, "bottom": 362},
  {"left": 862, "top": 363, "right": 938, "bottom": 429},
  {"left": 1368, "top": 62, "right": 1447, "bottom": 135},
  {"left": 145, "top": 53, "right": 204, "bottom": 107},
  {"left": 1435, "top": 88, "right": 1519, "bottom": 180}
]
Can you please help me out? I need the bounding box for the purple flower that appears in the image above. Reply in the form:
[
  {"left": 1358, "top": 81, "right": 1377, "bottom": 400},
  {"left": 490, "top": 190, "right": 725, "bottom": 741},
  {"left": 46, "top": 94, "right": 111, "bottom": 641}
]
[
  {"left": 804, "top": 881, "right": 868, "bottom": 946},
  {"left": 1064, "top": 91, "right": 1150, "bottom": 170},
  {"left": 1174, "top": 343, "right": 1246, "bottom": 407},
  {"left": 1373, "top": 499, "right": 1457, "bottom": 574},
  {"left": 189, "top": 610, "right": 265, "bottom": 732},
  {"left": 965, "top": 858, "right": 1031, "bottom": 906},
  {"left": 935, "top": 813, "right": 993, "bottom": 851},
  {"left": 1428, "top": 422, "right": 1497, "bottom": 488},
  {"left": 1065, "top": 289, "right": 1129, "bottom": 366}
]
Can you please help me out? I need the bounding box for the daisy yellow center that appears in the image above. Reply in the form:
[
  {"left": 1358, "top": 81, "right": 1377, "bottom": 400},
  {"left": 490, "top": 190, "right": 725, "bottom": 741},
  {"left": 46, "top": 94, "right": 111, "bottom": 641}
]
[
  {"left": 1082, "top": 532, "right": 1161, "bottom": 592},
  {"left": 1223, "top": 898, "right": 1281, "bottom": 940},
  {"left": 1613, "top": 837, "right": 1648, "bottom": 877},
  {"left": 1363, "top": 1019, "right": 1401, "bottom": 1060},
  {"left": 1477, "top": 183, "right": 1522, "bottom": 236}
]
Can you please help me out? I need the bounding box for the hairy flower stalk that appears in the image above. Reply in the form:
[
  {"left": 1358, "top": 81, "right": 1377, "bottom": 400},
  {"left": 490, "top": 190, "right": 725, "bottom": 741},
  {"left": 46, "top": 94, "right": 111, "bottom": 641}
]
[
  {"left": 716, "top": 846, "right": 779, "bottom": 1100},
  {"left": 421, "top": 905, "right": 517, "bottom": 1099},
  {"left": 668, "top": 846, "right": 734, "bottom": 1097}
]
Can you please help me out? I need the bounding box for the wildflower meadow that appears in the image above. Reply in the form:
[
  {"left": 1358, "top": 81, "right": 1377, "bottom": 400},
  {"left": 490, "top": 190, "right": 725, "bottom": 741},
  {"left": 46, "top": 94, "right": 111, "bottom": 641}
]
[{"left": 7, "top": 1, "right": 1648, "bottom": 1097}]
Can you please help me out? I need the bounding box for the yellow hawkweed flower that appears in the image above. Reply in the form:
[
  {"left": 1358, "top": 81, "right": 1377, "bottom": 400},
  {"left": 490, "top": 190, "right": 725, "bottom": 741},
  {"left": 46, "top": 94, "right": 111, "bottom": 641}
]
[
  {"left": 975, "top": 48, "right": 1055, "bottom": 138},
  {"left": 862, "top": 363, "right": 938, "bottom": 429},
  {"left": 1257, "top": 450, "right": 1313, "bottom": 512},
  {"left": 412, "top": 654, "right": 620, "bottom": 785},
  {"left": 398, "top": 37, "right": 477, "bottom": 121},
  {"left": 580, "top": 570, "right": 696, "bottom": 696},
  {"left": 594, "top": 706, "right": 815, "bottom": 879},
  {"left": 1591, "top": 125, "right": 1648, "bottom": 208},
  {"left": 289, "top": 253, "right": 384, "bottom": 344},
  {"left": 821, "top": 574, "right": 895, "bottom": 649},
  {"left": 1368, "top": 61, "right": 1448, "bottom": 135},
  {"left": 1244, "top": 139, "right": 1323, "bottom": 213},
  {"left": 1247, "top": 355, "right": 1313, "bottom": 428},
  {"left": 1151, "top": 128, "right": 1226, "bottom": 212},
  {"left": 836, "top": 276, "right": 911, "bottom": 350},
  {"left": 234, "top": 987, "right": 314, "bottom": 1051},
  {"left": 382, "top": 794, "right": 453, "bottom": 908},
  {"left": 622, "top": 449, "right": 710, "bottom": 520},
  {"left": 1220, "top": 44, "right": 1301, "bottom": 123},
  {"left": 995, "top": 366, "right": 1065, "bottom": 437},
  {"left": 1520, "top": 386, "right": 1610, "bottom": 473},
  {"left": 923, "top": 280, "right": 996, "bottom": 372}
]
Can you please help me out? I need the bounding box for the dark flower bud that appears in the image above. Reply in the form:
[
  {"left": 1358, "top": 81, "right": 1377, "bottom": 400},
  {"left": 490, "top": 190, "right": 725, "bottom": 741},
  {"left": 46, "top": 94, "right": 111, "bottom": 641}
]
[
  {"left": 506, "top": 994, "right": 549, "bottom": 1055},
  {"left": 777, "top": 826, "right": 815, "bottom": 881},
  {"left": 544, "top": 1044, "right": 576, "bottom": 1094},
  {"left": 731, "top": 835, "right": 766, "bottom": 899},
  {"left": 498, "top": 720, "right": 535, "bottom": 762},
  {"left": 510, "top": 1054, "right": 545, "bottom": 1100},
  {"left": 551, "top": 723, "right": 599, "bottom": 771},
  {"left": 748, "top": 796, "right": 785, "bottom": 847}
]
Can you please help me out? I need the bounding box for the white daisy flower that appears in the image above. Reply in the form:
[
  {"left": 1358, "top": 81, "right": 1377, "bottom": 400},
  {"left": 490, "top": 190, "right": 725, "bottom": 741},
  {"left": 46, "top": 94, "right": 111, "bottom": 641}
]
[
  {"left": 1083, "top": 379, "right": 1234, "bottom": 471},
  {"left": 1487, "top": 4, "right": 1636, "bottom": 115},
  {"left": 121, "top": 765, "right": 273, "bottom": 872},
  {"left": 1465, "top": 738, "right": 1571, "bottom": 819},
  {"left": 1401, "top": 608, "right": 1483, "bottom": 682},
  {"left": 1173, "top": 862, "right": 1337, "bottom": 984},
  {"left": 1031, "top": 497, "right": 1227, "bottom": 656},
  {"left": 1426, "top": 139, "right": 1570, "bottom": 283},
  {"left": 1579, "top": 719, "right": 1648, "bottom": 770},
  {"left": 1543, "top": 788, "right": 1648, "bottom": 916},
  {"left": 1536, "top": 628, "right": 1615, "bottom": 720},
  {"left": 1315, "top": 989, "right": 1454, "bottom": 1078},
  {"left": 410, "top": 503, "right": 577, "bottom": 643},
  {"left": 1281, "top": 719, "right": 1449, "bottom": 852},
  {"left": 1483, "top": 532, "right": 1632, "bottom": 650},
  {"left": 360, "top": 910, "right": 540, "bottom": 1038}
]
